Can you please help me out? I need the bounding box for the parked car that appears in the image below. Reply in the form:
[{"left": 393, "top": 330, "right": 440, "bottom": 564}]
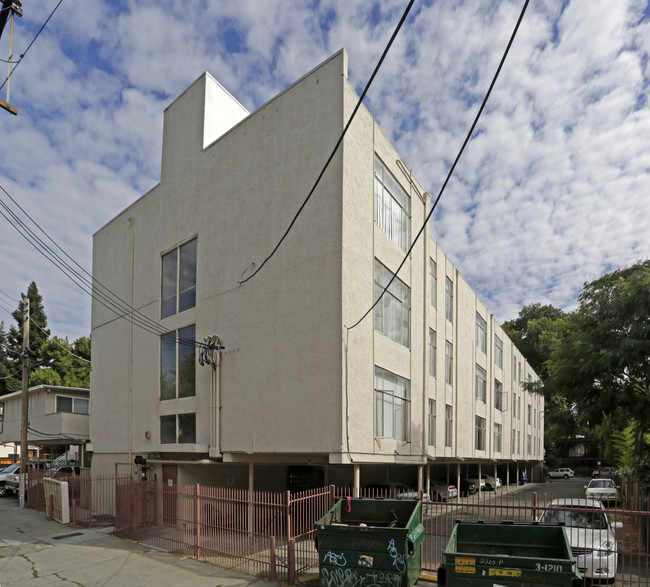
[
  {"left": 537, "top": 498, "right": 621, "bottom": 582},
  {"left": 468, "top": 474, "right": 502, "bottom": 491},
  {"left": 458, "top": 478, "right": 477, "bottom": 497},
  {"left": 429, "top": 479, "right": 458, "bottom": 501},
  {"left": 585, "top": 478, "right": 619, "bottom": 505},
  {"left": 548, "top": 467, "right": 575, "bottom": 479},
  {"left": 0, "top": 462, "right": 21, "bottom": 497},
  {"left": 5, "top": 462, "right": 49, "bottom": 495},
  {"left": 48, "top": 465, "right": 81, "bottom": 478},
  {"left": 592, "top": 466, "right": 617, "bottom": 479}
]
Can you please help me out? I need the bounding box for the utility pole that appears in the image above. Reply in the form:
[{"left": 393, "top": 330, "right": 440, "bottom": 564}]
[
  {"left": 0, "top": 0, "right": 22, "bottom": 116},
  {"left": 19, "top": 294, "right": 29, "bottom": 508}
]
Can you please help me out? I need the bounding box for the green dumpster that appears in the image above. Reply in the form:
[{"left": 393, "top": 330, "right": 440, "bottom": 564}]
[
  {"left": 437, "top": 521, "right": 583, "bottom": 586},
  {"left": 314, "top": 498, "right": 425, "bottom": 587}
]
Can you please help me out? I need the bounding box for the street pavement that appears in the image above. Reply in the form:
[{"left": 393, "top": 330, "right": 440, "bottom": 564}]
[{"left": 0, "top": 496, "right": 284, "bottom": 586}]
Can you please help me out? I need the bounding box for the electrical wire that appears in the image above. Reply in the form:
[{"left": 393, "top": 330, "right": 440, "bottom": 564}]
[
  {"left": 30, "top": 318, "right": 90, "bottom": 364},
  {"left": 0, "top": 287, "right": 19, "bottom": 302},
  {"left": 0, "top": 0, "right": 65, "bottom": 92},
  {"left": 347, "top": 0, "right": 530, "bottom": 332},
  {"left": 238, "top": 0, "right": 415, "bottom": 284}
]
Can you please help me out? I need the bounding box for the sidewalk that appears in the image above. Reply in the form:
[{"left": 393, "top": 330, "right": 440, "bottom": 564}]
[{"left": 0, "top": 497, "right": 284, "bottom": 586}]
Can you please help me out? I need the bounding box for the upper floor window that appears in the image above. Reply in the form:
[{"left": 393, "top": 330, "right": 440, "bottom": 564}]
[
  {"left": 428, "top": 399, "right": 436, "bottom": 447},
  {"left": 513, "top": 354, "right": 517, "bottom": 382},
  {"left": 161, "top": 238, "right": 197, "bottom": 318},
  {"left": 56, "top": 395, "right": 89, "bottom": 415},
  {"left": 429, "top": 329, "right": 437, "bottom": 377},
  {"left": 475, "top": 364, "right": 486, "bottom": 402},
  {"left": 374, "top": 260, "right": 410, "bottom": 347},
  {"left": 429, "top": 259, "right": 437, "bottom": 307},
  {"left": 445, "top": 341, "right": 453, "bottom": 386},
  {"left": 374, "top": 156, "right": 410, "bottom": 252},
  {"left": 160, "top": 412, "right": 196, "bottom": 444},
  {"left": 445, "top": 277, "right": 453, "bottom": 322},
  {"left": 445, "top": 404, "right": 453, "bottom": 447},
  {"left": 161, "top": 325, "right": 196, "bottom": 400},
  {"left": 494, "top": 423, "right": 503, "bottom": 453},
  {"left": 494, "top": 379, "right": 504, "bottom": 411},
  {"left": 475, "top": 416, "right": 486, "bottom": 451},
  {"left": 494, "top": 335, "right": 503, "bottom": 368},
  {"left": 375, "top": 366, "right": 410, "bottom": 441},
  {"left": 476, "top": 313, "right": 487, "bottom": 353}
]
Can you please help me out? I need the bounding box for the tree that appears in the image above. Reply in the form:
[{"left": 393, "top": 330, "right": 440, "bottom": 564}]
[
  {"left": 32, "top": 335, "right": 91, "bottom": 388},
  {"left": 0, "top": 321, "right": 19, "bottom": 395},
  {"left": 547, "top": 261, "right": 650, "bottom": 430},
  {"left": 6, "top": 282, "right": 50, "bottom": 376}
]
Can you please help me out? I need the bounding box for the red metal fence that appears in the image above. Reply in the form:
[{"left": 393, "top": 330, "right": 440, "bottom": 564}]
[{"left": 25, "top": 474, "right": 650, "bottom": 585}]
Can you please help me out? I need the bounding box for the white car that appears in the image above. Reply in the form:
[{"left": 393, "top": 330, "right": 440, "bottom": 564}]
[
  {"left": 429, "top": 480, "right": 458, "bottom": 501},
  {"left": 548, "top": 467, "right": 575, "bottom": 479},
  {"left": 537, "top": 498, "right": 621, "bottom": 582},
  {"left": 0, "top": 463, "right": 21, "bottom": 497},
  {"left": 585, "top": 478, "right": 619, "bottom": 505},
  {"left": 468, "top": 474, "right": 501, "bottom": 491}
]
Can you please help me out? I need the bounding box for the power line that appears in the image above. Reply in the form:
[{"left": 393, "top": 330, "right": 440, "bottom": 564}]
[
  {"left": 238, "top": 0, "right": 415, "bottom": 284},
  {"left": 0, "top": 0, "right": 65, "bottom": 92},
  {"left": 348, "top": 0, "right": 531, "bottom": 332},
  {"left": 0, "top": 287, "right": 19, "bottom": 303},
  {"left": 30, "top": 318, "right": 90, "bottom": 364}
]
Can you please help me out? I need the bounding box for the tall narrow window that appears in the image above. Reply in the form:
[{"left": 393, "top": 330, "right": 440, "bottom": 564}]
[
  {"left": 429, "top": 259, "right": 437, "bottom": 307},
  {"left": 445, "top": 277, "right": 453, "bottom": 322},
  {"left": 475, "top": 364, "right": 486, "bottom": 402},
  {"left": 375, "top": 367, "right": 410, "bottom": 441},
  {"left": 494, "top": 379, "right": 504, "bottom": 411},
  {"left": 475, "top": 416, "right": 486, "bottom": 451},
  {"left": 528, "top": 404, "right": 532, "bottom": 425},
  {"left": 476, "top": 313, "right": 487, "bottom": 353},
  {"left": 374, "top": 260, "right": 410, "bottom": 347},
  {"left": 513, "top": 354, "right": 517, "bottom": 383},
  {"left": 161, "top": 238, "right": 197, "bottom": 318},
  {"left": 428, "top": 399, "right": 436, "bottom": 446},
  {"left": 161, "top": 325, "right": 196, "bottom": 400},
  {"left": 494, "top": 335, "right": 503, "bottom": 368},
  {"left": 445, "top": 341, "right": 453, "bottom": 385},
  {"left": 374, "top": 156, "right": 410, "bottom": 251},
  {"left": 429, "top": 329, "right": 436, "bottom": 377},
  {"left": 445, "top": 404, "right": 453, "bottom": 447},
  {"left": 494, "top": 423, "right": 502, "bottom": 453}
]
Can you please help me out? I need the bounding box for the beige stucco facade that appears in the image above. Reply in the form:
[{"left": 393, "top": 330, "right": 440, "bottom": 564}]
[{"left": 91, "top": 50, "right": 543, "bottom": 492}]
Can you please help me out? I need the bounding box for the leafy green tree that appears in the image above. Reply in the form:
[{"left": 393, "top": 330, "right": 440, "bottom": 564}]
[
  {"left": 33, "top": 335, "right": 91, "bottom": 388},
  {"left": 0, "top": 321, "right": 19, "bottom": 395}
]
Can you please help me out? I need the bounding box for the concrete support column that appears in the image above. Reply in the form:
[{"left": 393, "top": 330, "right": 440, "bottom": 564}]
[{"left": 353, "top": 463, "right": 360, "bottom": 498}]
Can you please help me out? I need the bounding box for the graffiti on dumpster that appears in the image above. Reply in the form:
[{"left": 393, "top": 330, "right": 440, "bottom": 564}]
[
  {"left": 387, "top": 539, "right": 406, "bottom": 573},
  {"left": 323, "top": 551, "right": 347, "bottom": 566},
  {"left": 320, "top": 568, "right": 403, "bottom": 587}
]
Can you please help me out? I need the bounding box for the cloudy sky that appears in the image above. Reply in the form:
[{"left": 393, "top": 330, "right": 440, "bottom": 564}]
[{"left": 0, "top": 0, "right": 649, "bottom": 341}]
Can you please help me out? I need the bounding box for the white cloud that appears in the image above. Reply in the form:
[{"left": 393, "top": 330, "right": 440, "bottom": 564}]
[{"left": 0, "top": 0, "right": 649, "bottom": 341}]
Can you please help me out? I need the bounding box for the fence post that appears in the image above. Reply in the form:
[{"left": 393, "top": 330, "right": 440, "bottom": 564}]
[
  {"left": 288, "top": 537, "right": 296, "bottom": 585},
  {"left": 269, "top": 535, "right": 277, "bottom": 582},
  {"left": 196, "top": 484, "right": 200, "bottom": 560},
  {"left": 329, "top": 484, "right": 336, "bottom": 508},
  {"left": 531, "top": 492, "right": 537, "bottom": 522}
]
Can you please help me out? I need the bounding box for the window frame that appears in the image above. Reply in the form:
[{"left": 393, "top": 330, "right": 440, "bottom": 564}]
[
  {"left": 476, "top": 313, "right": 487, "bottom": 353},
  {"left": 374, "top": 155, "right": 411, "bottom": 252},
  {"left": 374, "top": 366, "right": 411, "bottom": 442},
  {"left": 494, "top": 379, "right": 504, "bottom": 411},
  {"left": 494, "top": 334, "right": 503, "bottom": 368},
  {"left": 494, "top": 423, "right": 503, "bottom": 453},
  {"left": 160, "top": 412, "right": 196, "bottom": 444},
  {"left": 160, "top": 325, "right": 196, "bottom": 400},
  {"left": 374, "top": 259, "right": 410, "bottom": 347},
  {"left": 55, "top": 395, "right": 89, "bottom": 415},
  {"left": 429, "top": 258, "right": 437, "bottom": 307},
  {"left": 475, "top": 416, "right": 486, "bottom": 451},
  {"left": 429, "top": 329, "right": 436, "bottom": 378},
  {"left": 475, "top": 364, "right": 487, "bottom": 402},
  {"left": 445, "top": 404, "right": 453, "bottom": 448},
  {"left": 161, "top": 238, "right": 197, "bottom": 319},
  {"left": 445, "top": 277, "right": 453, "bottom": 322},
  {"left": 428, "top": 398, "right": 436, "bottom": 447},
  {"left": 445, "top": 340, "right": 453, "bottom": 386}
]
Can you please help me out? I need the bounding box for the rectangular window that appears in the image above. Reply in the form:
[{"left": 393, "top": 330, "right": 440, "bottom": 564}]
[
  {"left": 374, "top": 260, "right": 410, "bottom": 347},
  {"left": 476, "top": 313, "right": 487, "bottom": 353},
  {"left": 495, "top": 335, "right": 503, "bottom": 368},
  {"left": 475, "top": 416, "right": 486, "bottom": 451},
  {"left": 445, "top": 341, "right": 453, "bottom": 385},
  {"left": 475, "top": 364, "right": 486, "bottom": 402},
  {"left": 445, "top": 404, "right": 453, "bottom": 447},
  {"left": 445, "top": 277, "right": 453, "bottom": 322},
  {"left": 161, "top": 238, "right": 197, "bottom": 318},
  {"left": 528, "top": 404, "right": 532, "bottom": 426},
  {"left": 56, "top": 396, "right": 89, "bottom": 415},
  {"left": 494, "top": 423, "right": 502, "bottom": 453},
  {"left": 160, "top": 413, "right": 196, "bottom": 444},
  {"left": 161, "top": 325, "right": 196, "bottom": 400},
  {"left": 512, "top": 428, "right": 516, "bottom": 452},
  {"left": 429, "top": 259, "right": 437, "bottom": 307},
  {"left": 428, "top": 399, "right": 436, "bottom": 447},
  {"left": 374, "top": 155, "right": 410, "bottom": 251},
  {"left": 494, "top": 379, "right": 504, "bottom": 411},
  {"left": 518, "top": 430, "right": 521, "bottom": 455},
  {"left": 527, "top": 433, "right": 532, "bottom": 456},
  {"left": 375, "top": 367, "right": 410, "bottom": 441},
  {"left": 429, "top": 329, "right": 436, "bottom": 377},
  {"left": 513, "top": 354, "right": 517, "bottom": 382}
]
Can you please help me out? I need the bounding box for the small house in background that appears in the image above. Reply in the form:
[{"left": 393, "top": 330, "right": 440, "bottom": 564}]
[{"left": 0, "top": 384, "right": 90, "bottom": 465}]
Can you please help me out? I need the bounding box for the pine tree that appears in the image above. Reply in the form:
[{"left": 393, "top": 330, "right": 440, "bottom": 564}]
[{"left": 0, "top": 321, "right": 19, "bottom": 395}]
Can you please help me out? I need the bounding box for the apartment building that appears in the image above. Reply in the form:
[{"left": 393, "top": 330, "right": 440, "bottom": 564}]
[{"left": 90, "top": 49, "right": 543, "bottom": 493}]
